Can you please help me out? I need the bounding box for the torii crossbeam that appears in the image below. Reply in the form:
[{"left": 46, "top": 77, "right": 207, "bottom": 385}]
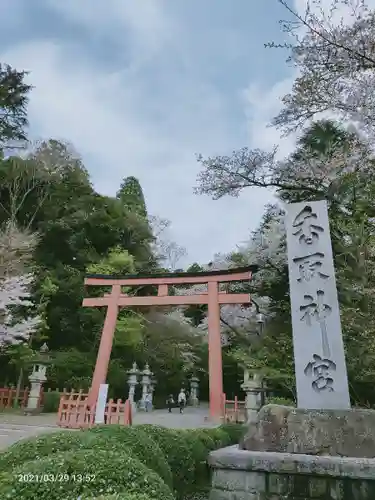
[{"left": 83, "top": 266, "right": 257, "bottom": 420}]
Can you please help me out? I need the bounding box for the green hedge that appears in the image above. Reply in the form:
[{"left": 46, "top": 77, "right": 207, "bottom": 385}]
[
  {"left": 0, "top": 422, "right": 242, "bottom": 500},
  {"left": 175, "top": 429, "right": 211, "bottom": 482},
  {"left": 266, "top": 396, "right": 296, "bottom": 407},
  {"left": 200, "top": 427, "right": 231, "bottom": 448},
  {"left": 137, "top": 424, "right": 201, "bottom": 497},
  {"left": 0, "top": 426, "right": 172, "bottom": 488},
  {"left": 182, "top": 428, "right": 216, "bottom": 451},
  {"left": 0, "top": 430, "right": 96, "bottom": 472},
  {"left": 42, "top": 390, "right": 61, "bottom": 413},
  {"left": 85, "top": 425, "right": 173, "bottom": 487},
  {"left": 219, "top": 423, "right": 247, "bottom": 443},
  {"left": 89, "top": 496, "right": 153, "bottom": 500},
  {"left": 0, "top": 448, "right": 174, "bottom": 500},
  {"left": 137, "top": 424, "right": 233, "bottom": 498}
]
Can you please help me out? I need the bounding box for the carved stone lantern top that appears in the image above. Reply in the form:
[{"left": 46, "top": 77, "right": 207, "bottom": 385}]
[
  {"left": 128, "top": 362, "right": 139, "bottom": 375},
  {"left": 40, "top": 343, "right": 49, "bottom": 354},
  {"left": 142, "top": 363, "right": 152, "bottom": 377}
]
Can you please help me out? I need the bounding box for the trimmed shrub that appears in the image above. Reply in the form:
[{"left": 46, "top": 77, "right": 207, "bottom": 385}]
[
  {"left": 0, "top": 426, "right": 172, "bottom": 488},
  {"left": 185, "top": 429, "right": 216, "bottom": 451},
  {"left": 266, "top": 396, "right": 296, "bottom": 407},
  {"left": 0, "top": 448, "right": 174, "bottom": 500},
  {"left": 200, "top": 427, "right": 231, "bottom": 448},
  {"left": 42, "top": 390, "right": 61, "bottom": 413},
  {"left": 219, "top": 423, "right": 247, "bottom": 444},
  {"left": 176, "top": 429, "right": 210, "bottom": 477},
  {"left": 0, "top": 430, "right": 96, "bottom": 472},
  {"left": 88, "top": 495, "right": 153, "bottom": 500},
  {"left": 138, "top": 424, "right": 201, "bottom": 498},
  {"left": 84, "top": 425, "right": 172, "bottom": 487},
  {"left": 0, "top": 424, "right": 234, "bottom": 500}
]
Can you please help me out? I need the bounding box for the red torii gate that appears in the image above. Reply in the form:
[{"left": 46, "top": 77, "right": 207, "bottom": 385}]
[{"left": 83, "top": 266, "right": 256, "bottom": 420}]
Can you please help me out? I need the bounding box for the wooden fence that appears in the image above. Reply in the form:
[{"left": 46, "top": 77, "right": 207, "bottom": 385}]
[
  {"left": 57, "top": 390, "right": 132, "bottom": 429},
  {"left": 0, "top": 387, "right": 31, "bottom": 409},
  {"left": 0, "top": 386, "right": 81, "bottom": 409},
  {"left": 223, "top": 395, "right": 246, "bottom": 423}
]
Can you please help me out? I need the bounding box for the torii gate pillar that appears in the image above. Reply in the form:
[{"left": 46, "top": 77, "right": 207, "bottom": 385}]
[
  {"left": 207, "top": 281, "right": 224, "bottom": 419},
  {"left": 87, "top": 285, "right": 121, "bottom": 408}
]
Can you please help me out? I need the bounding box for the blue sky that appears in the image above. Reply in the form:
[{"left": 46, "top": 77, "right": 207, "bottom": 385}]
[{"left": 1, "top": 0, "right": 299, "bottom": 267}]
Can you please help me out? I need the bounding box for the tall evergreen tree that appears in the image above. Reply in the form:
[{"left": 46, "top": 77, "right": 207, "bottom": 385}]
[
  {"left": 0, "top": 63, "right": 32, "bottom": 149},
  {"left": 116, "top": 176, "right": 147, "bottom": 219}
]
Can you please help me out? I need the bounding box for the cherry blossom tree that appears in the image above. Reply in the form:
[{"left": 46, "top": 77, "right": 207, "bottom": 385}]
[
  {"left": 171, "top": 249, "right": 272, "bottom": 346},
  {"left": 148, "top": 215, "right": 187, "bottom": 270},
  {"left": 195, "top": 116, "right": 375, "bottom": 403},
  {"left": 0, "top": 274, "right": 40, "bottom": 345},
  {"left": 142, "top": 310, "right": 202, "bottom": 376},
  {"left": 195, "top": 120, "right": 373, "bottom": 204},
  {"left": 272, "top": 0, "right": 375, "bottom": 136},
  {"left": 194, "top": 209, "right": 282, "bottom": 346},
  {"left": 0, "top": 223, "right": 40, "bottom": 349}
]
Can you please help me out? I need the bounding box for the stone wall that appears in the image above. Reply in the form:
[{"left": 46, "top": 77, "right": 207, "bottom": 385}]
[{"left": 208, "top": 446, "right": 375, "bottom": 500}]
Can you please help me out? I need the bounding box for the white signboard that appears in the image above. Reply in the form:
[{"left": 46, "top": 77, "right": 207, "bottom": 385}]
[
  {"left": 95, "top": 383, "right": 108, "bottom": 423},
  {"left": 285, "top": 200, "right": 350, "bottom": 410}
]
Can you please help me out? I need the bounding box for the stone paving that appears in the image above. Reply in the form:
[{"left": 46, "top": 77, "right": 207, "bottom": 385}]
[
  {"left": 0, "top": 405, "right": 215, "bottom": 450},
  {"left": 134, "top": 405, "right": 217, "bottom": 429}
]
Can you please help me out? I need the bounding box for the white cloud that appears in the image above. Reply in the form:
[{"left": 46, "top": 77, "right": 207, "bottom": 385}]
[
  {"left": 3, "top": 1, "right": 326, "bottom": 268},
  {"left": 243, "top": 76, "right": 297, "bottom": 160},
  {"left": 1, "top": 15, "right": 274, "bottom": 267},
  {"left": 45, "top": 0, "right": 176, "bottom": 64}
]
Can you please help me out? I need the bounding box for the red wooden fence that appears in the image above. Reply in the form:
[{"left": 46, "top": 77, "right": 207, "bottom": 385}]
[
  {"left": 0, "top": 387, "right": 29, "bottom": 408},
  {"left": 57, "top": 390, "right": 132, "bottom": 429},
  {"left": 0, "top": 386, "right": 80, "bottom": 409},
  {"left": 223, "top": 394, "right": 246, "bottom": 423}
]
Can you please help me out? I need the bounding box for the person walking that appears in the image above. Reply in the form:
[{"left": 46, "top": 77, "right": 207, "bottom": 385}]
[
  {"left": 178, "top": 389, "right": 186, "bottom": 414},
  {"left": 166, "top": 394, "right": 174, "bottom": 413}
]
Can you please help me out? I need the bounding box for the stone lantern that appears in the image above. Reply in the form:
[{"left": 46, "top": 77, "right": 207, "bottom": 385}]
[
  {"left": 149, "top": 375, "right": 157, "bottom": 409},
  {"left": 26, "top": 343, "right": 51, "bottom": 413},
  {"left": 127, "top": 362, "right": 139, "bottom": 413},
  {"left": 189, "top": 376, "right": 199, "bottom": 407},
  {"left": 241, "top": 369, "right": 263, "bottom": 424},
  {"left": 139, "top": 363, "right": 152, "bottom": 410}
]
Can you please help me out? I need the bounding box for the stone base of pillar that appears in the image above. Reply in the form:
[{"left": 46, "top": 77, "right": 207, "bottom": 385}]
[
  {"left": 209, "top": 405, "right": 375, "bottom": 499},
  {"left": 246, "top": 408, "right": 258, "bottom": 424},
  {"left": 24, "top": 407, "right": 43, "bottom": 416},
  {"left": 242, "top": 378, "right": 261, "bottom": 424},
  {"left": 130, "top": 401, "right": 137, "bottom": 414},
  {"left": 204, "top": 414, "right": 225, "bottom": 424},
  {"left": 26, "top": 381, "right": 43, "bottom": 412}
]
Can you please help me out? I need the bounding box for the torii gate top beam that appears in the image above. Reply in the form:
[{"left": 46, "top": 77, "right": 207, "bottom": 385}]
[
  {"left": 84, "top": 265, "right": 258, "bottom": 287},
  {"left": 83, "top": 266, "right": 257, "bottom": 308}
]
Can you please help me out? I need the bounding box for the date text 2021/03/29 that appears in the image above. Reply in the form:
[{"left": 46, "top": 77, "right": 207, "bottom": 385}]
[{"left": 17, "top": 474, "right": 96, "bottom": 483}]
